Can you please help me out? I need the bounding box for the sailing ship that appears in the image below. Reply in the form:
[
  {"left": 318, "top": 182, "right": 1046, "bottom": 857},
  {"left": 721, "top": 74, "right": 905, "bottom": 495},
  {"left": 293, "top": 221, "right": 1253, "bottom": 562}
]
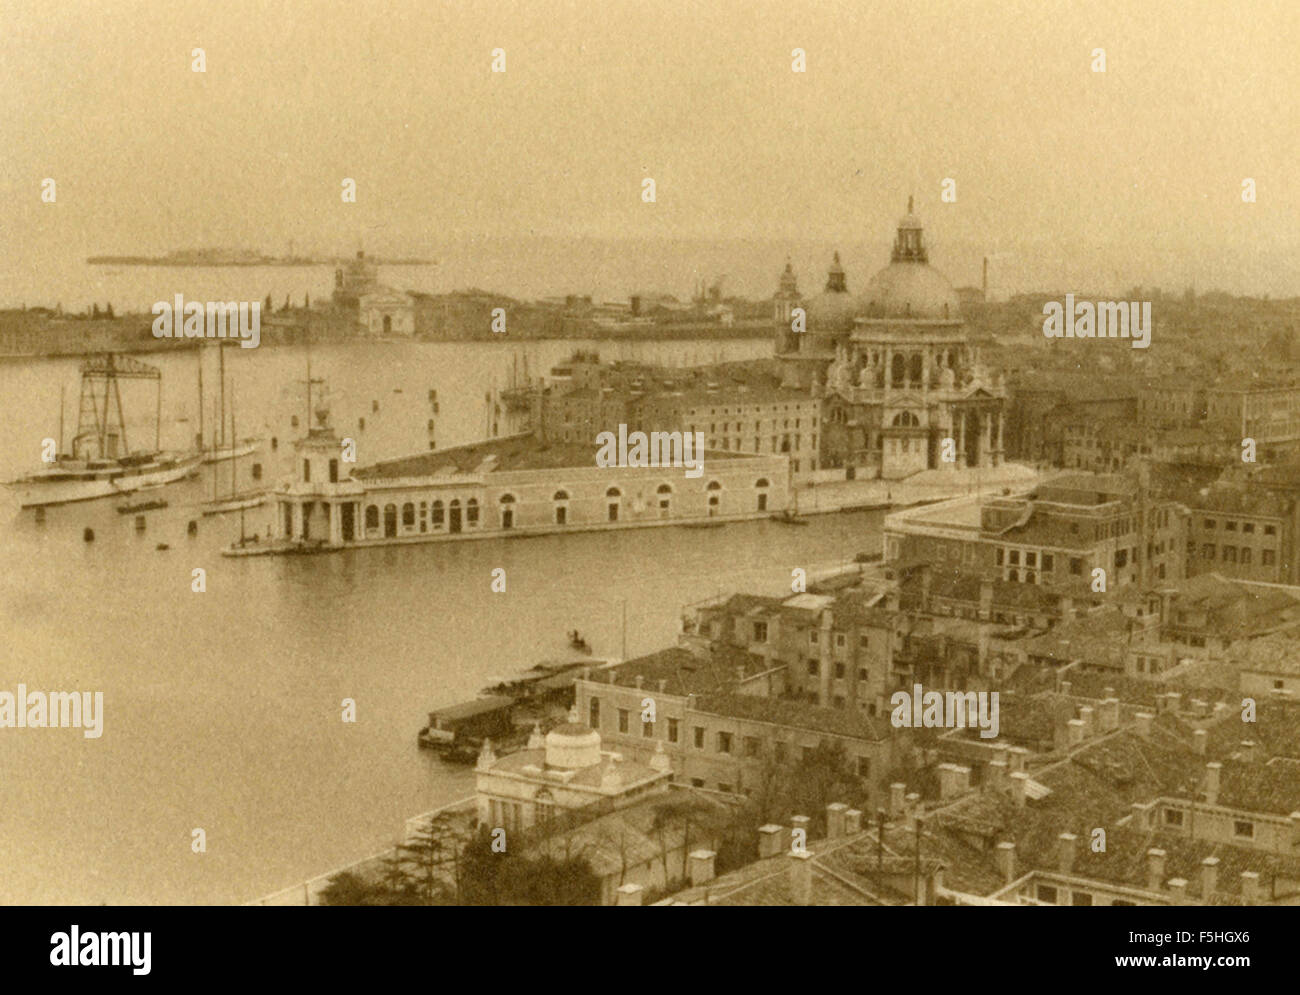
[
  {"left": 201, "top": 375, "right": 267, "bottom": 516},
  {"left": 198, "top": 341, "right": 261, "bottom": 463},
  {"left": 7, "top": 354, "right": 202, "bottom": 508}
]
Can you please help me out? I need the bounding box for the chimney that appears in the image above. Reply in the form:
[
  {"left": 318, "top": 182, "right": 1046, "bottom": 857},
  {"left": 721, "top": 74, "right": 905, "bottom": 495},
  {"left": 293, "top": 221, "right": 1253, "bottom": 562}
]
[
  {"left": 658, "top": 678, "right": 668, "bottom": 693},
  {"left": 616, "top": 883, "right": 644, "bottom": 906},
  {"left": 1145, "top": 848, "right": 1167, "bottom": 891},
  {"left": 905, "top": 792, "right": 921, "bottom": 824},
  {"left": 844, "top": 808, "right": 862, "bottom": 835},
  {"left": 1053, "top": 713, "right": 1072, "bottom": 753},
  {"left": 978, "top": 579, "right": 993, "bottom": 621},
  {"left": 1205, "top": 762, "right": 1221, "bottom": 806},
  {"left": 1167, "top": 878, "right": 1188, "bottom": 904},
  {"left": 1009, "top": 771, "right": 1028, "bottom": 807},
  {"left": 1067, "top": 718, "right": 1085, "bottom": 746},
  {"left": 1240, "top": 740, "right": 1258, "bottom": 763},
  {"left": 1193, "top": 728, "right": 1207, "bottom": 755},
  {"left": 1057, "top": 832, "right": 1078, "bottom": 873},
  {"left": 1201, "top": 856, "right": 1219, "bottom": 899},
  {"left": 1103, "top": 686, "right": 1116, "bottom": 700},
  {"left": 1240, "top": 870, "right": 1260, "bottom": 905},
  {"left": 889, "top": 782, "right": 907, "bottom": 817},
  {"left": 1060, "top": 679, "right": 1072, "bottom": 697},
  {"left": 1008, "top": 746, "right": 1029, "bottom": 772},
  {"left": 757, "top": 823, "right": 785, "bottom": 859},
  {"left": 996, "top": 841, "right": 1016, "bottom": 884},
  {"left": 1166, "top": 692, "right": 1182, "bottom": 713},
  {"left": 1098, "top": 698, "right": 1120, "bottom": 733},
  {"left": 986, "top": 759, "right": 1009, "bottom": 794},
  {"left": 688, "top": 849, "right": 717, "bottom": 886},
  {"left": 634, "top": 675, "right": 644, "bottom": 689},
  {"left": 791, "top": 814, "right": 811, "bottom": 850},
  {"left": 788, "top": 850, "right": 815, "bottom": 904},
  {"left": 1134, "top": 712, "right": 1154, "bottom": 738},
  {"left": 937, "top": 763, "right": 970, "bottom": 799},
  {"left": 826, "top": 802, "right": 847, "bottom": 838},
  {"left": 1078, "top": 706, "right": 1095, "bottom": 739}
]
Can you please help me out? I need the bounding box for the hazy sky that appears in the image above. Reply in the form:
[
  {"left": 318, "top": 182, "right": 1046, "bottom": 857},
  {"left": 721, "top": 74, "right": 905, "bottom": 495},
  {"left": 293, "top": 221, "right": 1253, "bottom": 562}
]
[{"left": 4, "top": 0, "right": 1299, "bottom": 296}]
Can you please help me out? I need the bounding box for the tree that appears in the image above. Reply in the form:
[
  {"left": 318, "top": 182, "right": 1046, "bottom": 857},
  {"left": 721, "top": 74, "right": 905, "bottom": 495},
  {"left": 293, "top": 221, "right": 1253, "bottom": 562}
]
[
  {"left": 105, "top": 303, "right": 114, "bottom": 318},
  {"left": 92, "top": 303, "right": 101, "bottom": 319},
  {"left": 265, "top": 294, "right": 273, "bottom": 313}
]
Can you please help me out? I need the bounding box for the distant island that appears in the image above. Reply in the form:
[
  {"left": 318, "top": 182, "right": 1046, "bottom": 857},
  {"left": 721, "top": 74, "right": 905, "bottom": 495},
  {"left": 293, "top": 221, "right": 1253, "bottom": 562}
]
[{"left": 87, "top": 248, "right": 436, "bottom": 267}]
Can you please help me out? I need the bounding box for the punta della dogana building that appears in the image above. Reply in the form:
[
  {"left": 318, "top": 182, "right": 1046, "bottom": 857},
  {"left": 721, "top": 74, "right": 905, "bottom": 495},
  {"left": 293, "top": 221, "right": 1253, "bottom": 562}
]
[{"left": 241, "top": 415, "right": 790, "bottom": 553}]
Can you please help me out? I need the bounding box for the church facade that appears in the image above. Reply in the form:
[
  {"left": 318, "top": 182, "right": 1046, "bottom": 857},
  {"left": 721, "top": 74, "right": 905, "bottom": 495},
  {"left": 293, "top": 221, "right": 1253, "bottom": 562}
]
[{"left": 774, "top": 201, "right": 1007, "bottom": 480}]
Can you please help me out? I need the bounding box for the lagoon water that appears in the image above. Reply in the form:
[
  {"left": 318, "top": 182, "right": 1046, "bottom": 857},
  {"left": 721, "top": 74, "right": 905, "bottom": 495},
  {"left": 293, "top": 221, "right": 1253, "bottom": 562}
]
[{"left": 0, "top": 337, "right": 884, "bottom": 903}]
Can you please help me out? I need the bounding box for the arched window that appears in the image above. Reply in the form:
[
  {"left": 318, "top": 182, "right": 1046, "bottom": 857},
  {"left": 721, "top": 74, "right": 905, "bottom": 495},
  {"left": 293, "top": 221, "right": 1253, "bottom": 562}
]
[
  {"left": 418, "top": 501, "right": 427, "bottom": 533},
  {"left": 365, "top": 505, "right": 379, "bottom": 531},
  {"left": 383, "top": 503, "right": 397, "bottom": 538},
  {"left": 755, "top": 478, "right": 770, "bottom": 488},
  {"left": 402, "top": 502, "right": 415, "bottom": 529},
  {"left": 909, "top": 353, "right": 923, "bottom": 384},
  {"left": 605, "top": 487, "right": 621, "bottom": 498},
  {"left": 892, "top": 411, "right": 920, "bottom": 427},
  {"left": 707, "top": 480, "right": 721, "bottom": 516},
  {"left": 605, "top": 487, "right": 621, "bottom": 522},
  {"left": 499, "top": 494, "right": 515, "bottom": 530},
  {"left": 466, "top": 497, "right": 479, "bottom": 526},
  {"left": 553, "top": 490, "right": 569, "bottom": 501},
  {"left": 431, "top": 500, "right": 444, "bottom": 528},
  {"left": 656, "top": 482, "right": 672, "bottom": 517},
  {"left": 706, "top": 480, "right": 722, "bottom": 490},
  {"left": 553, "top": 489, "right": 569, "bottom": 525},
  {"left": 891, "top": 353, "right": 906, "bottom": 386},
  {"left": 755, "top": 477, "right": 770, "bottom": 512}
]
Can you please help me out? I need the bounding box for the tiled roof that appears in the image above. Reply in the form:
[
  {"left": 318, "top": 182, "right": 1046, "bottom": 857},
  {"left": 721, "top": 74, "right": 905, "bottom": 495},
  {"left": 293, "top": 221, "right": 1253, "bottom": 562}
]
[
  {"left": 601, "top": 645, "right": 771, "bottom": 697},
  {"left": 692, "top": 692, "right": 889, "bottom": 742}
]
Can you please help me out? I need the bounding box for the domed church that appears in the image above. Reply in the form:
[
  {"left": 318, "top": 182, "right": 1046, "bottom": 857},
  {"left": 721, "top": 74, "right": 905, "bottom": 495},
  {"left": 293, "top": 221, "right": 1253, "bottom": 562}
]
[{"left": 773, "top": 199, "right": 1006, "bottom": 480}]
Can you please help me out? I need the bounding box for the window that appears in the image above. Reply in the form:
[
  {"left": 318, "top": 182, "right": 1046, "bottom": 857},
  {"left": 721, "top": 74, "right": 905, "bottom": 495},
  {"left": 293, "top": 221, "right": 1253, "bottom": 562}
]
[
  {"left": 859, "top": 634, "right": 869, "bottom": 650},
  {"left": 1202, "top": 544, "right": 1215, "bottom": 560},
  {"left": 1115, "top": 549, "right": 1128, "bottom": 568},
  {"left": 657, "top": 482, "right": 672, "bottom": 516},
  {"left": 1112, "top": 900, "right": 1136, "bottom": 907},
  {"left": 1264, "top": 550, "right": 1276, "bottom": 566},
  {"left": 365, "top": 505, "right": 379, "bottom": 530},
  {"left": 693, "top": 727, "right": 705, "bottom": 749},
  {"left": 1204, "top": 518, "right": 1216, "bottom": 529},
  {"left": 1042, "top": 553, "right": 1054, "bottom": 572},
  {"left": 857, "top": 757, "right": 871, "bottom": 777},
  {"left": 858, "top": 667, "right": 868, "bottom": 681},
  {"left": 1009, "top": 550, "right": 1020, "bottom": 566},
  {"left": 809, "top": 631, "right": 819, "bottom": 645},
  {"left": 744, "top": 736, "right": 760, "bottom": 758},
  {"left": 753, "top": 621, "right": 768, "bottom": 643},
  {"left": 1037, "top": 885, "right": 1058, "bottom": 905},
  {"left": 1265, "top": 525, "right": 1277, "bottom": 536},
  {"left": 1225, "top": 520, "right": 1237, "bottom": 532},
  {"left": 835, "top": 632, "right": 846, "bottom": 649},
  {"left": 717, "top": 732, "right": 733, "bottom": 754},
  {"left": 1242, "top": 548, "right": 1252, "bottom": 565},
  {"left": 834, "top": 662, "right": 846, "bottom": 679},
  {"left": 1224, "top": 546, "right": 1237, "bottom": 563},
  {"left": 617, "top": 709, "right": 629, "bottom": 733},
  {"left": 667, "top": 718, "right": 679, "bottom": 743},
  {"left": 402, "top": 503, "right": 415, "bottom": 529},
  {"left": 807, "top": 659, "right": 819, "bottom": 676},
  {"left": 1234, "top": 820, "right": 1254, "bottom": 839},
  {"left": 302, "top": 459, "right": 311, "bottom": 483},
  {"left": 1164, "top": 808, "right": 1184, "bottom": 827},
  {"left": 642, "top": 716, "right": 654, "bottom": 737},
  {"left": 1069, "top": 558, "right": 1083, "bottom": 575},
  {"left": 328, "top": 458, "right": 339, "bottom": 483},
  {"left": 588, "top": 698, "right": 600, "bottom": 728},
  {"left": 1072, "top": 892, "right": 1093, "bottom": 907},
  {"left": 1243, "top": 523, "right": 1255, "bottom": 534}
]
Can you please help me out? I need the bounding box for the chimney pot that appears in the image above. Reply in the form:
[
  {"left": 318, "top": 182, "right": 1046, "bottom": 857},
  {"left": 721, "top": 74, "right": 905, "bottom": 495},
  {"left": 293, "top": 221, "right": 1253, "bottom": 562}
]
[
  {"left": 1167, "top": 877, "right": 1188, "bottom": 904},
  {"left": 1240, "top": 740, "right": 1257, "bottom": 763},
  {"left": 1009, "top": 771, "right": 1028, "bottom": 807},
  {"left": 826, "top": 802, "right": 848, "bottom": 838},
  {"left": 843, "top": 808, "right": 862, "bottom": 835},
  {"left": 791, "top": 814, "right": 812, "bottom": 850},
  {"left": 757, "top": 823, "right": 784, "bottom": 859},
  {"left": 889, "top": 782, "right": 907, "bottom": 816},
  {"left": 995, "top": 840, "right": 1016, "bottom": 884},
  {"left": 788, "top": 850, "right": 816, "bottom": 905},
  {"left": 616, "top": 882, "right": 644, "bottom": 906},
  {"left": 688, "top": 849, "right": 717, "bottom": 886},
  {"left": 1146, "top": 848, "right": 1167, "bottom": 891},
  {"left": 1192, "top": 728, "right": 1207, "bottom": 754},
  {"left": 1067, "top": 718, "right": 1085, "bottom": 745},
  {"left": 1201, "top": 856, "right": 1219, "bottom": 899},
  {"left": 1134, "top": 711, "right": 1154, "bottom": 738},
  {"left": 1205, "top": 762, "right": 1222, "bottom": 806},
  {"left": 1078, "top": 706, "right": 1095, "bottom": 739},
  {"left": 1057, "top": 832, "right": 1078, "bottom": 873},
  {"left": 1240, "top": 870, "right": 1260, "bottom": 905}
]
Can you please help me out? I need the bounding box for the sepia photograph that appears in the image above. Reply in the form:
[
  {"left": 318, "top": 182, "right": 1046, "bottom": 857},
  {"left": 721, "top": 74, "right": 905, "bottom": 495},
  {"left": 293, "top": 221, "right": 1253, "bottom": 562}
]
[{"left": 0, "top": 0, "right": 1295, "bottom": 978}]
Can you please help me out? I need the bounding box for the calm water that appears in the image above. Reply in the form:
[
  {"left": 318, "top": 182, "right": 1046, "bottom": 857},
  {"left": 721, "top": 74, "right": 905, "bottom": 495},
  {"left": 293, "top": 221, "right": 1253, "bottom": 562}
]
[{"left": 0, "top": 338, "right": 884, "bottom": 904}]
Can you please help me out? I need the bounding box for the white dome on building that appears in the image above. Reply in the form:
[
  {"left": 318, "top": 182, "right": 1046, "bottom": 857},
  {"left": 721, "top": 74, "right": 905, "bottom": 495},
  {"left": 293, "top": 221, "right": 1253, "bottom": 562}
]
[{"left": 545, "top": 708, "right": 602, "bottom": 769}]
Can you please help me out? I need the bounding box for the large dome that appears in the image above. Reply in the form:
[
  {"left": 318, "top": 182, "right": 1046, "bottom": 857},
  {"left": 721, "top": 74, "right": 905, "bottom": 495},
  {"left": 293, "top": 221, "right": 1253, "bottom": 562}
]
[
  {"left": 859, "top": 261, "right": 960, "bottom": 321},
  {"left": 858, "top": 199, "right": 961, "bottom": 321}
]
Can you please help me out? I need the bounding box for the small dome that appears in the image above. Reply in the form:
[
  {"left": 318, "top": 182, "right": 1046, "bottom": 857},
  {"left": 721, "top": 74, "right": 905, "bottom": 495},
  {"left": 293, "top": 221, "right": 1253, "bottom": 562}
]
[
  {"left": 545, "top": 723, "right": 602, "bottom": 769},
  {"left": 804, "top": 289, "right": 858, "bottom": 331}
]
